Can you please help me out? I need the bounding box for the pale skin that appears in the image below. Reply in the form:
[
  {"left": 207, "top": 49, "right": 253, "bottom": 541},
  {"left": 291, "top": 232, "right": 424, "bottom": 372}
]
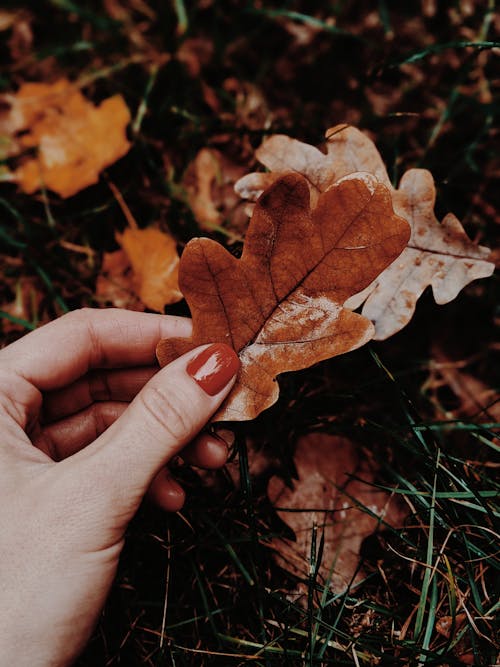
[{"left": 0, "top": 308, "right": 238, "bottom": 667}]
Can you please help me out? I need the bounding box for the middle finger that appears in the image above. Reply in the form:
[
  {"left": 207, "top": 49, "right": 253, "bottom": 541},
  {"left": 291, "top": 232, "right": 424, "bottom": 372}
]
[{"left": 42, "top": 366, "right": 157, "bottom": 422}]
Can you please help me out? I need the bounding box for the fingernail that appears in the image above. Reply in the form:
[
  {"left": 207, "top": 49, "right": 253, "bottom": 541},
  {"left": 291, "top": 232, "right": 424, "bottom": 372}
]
[{"left": 187, "top": 343, "right": 240, "bottom": 396}]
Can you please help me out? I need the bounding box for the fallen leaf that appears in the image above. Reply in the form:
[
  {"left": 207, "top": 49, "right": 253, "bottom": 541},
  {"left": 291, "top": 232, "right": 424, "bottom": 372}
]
[
  {"left": 157, "top": 172, "right": 409, "bottom": 421},
  {"left": 95, "top": 250, "right": 145, "bottom": 311},
  {"left": 0, "top": 11, "right": 17, "bottom": 31},
  {"left": 222, "top": 78, "right": 272, "bottom": 130},
  {"left": 234, "top": 124, "right": 391, "bottom": 207},
  {"left": 116, "top": 227, "right": 182, "bottom": 312},
  {"left": 435, "top": 612, "right": 474, "bottom": 664},
  {"left": 186, "top": 149, "right": 229, "bottom": 228},
  {"left": 267, "top": 433, "right": 406, "bottom": 594},
  {"left": 436, "top": 612, "right": 467, "bottom": 639},
  {"left": 235, "top": 125, "right": 494, "bottom": 339},
  {"left": 424, "top": 344, "right": 500, "bottom": 423},
  {"left": 0, "top": 79, "right": 131, "bottom": 197},
  {"left": 182, "top": 148, "right": 248, "bottom": 236},
  {"left": 345, "top": 170, "right": 495, "bottom": 339},
  {"left": 177, "top": 37, "right": 214, "bottom": 77},
  {"left": 6, "top": 10, "right": 33, "bottom": 62}
]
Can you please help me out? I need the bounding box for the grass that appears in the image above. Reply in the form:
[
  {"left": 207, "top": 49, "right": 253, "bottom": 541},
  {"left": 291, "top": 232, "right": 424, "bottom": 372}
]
[{"left": 0, "top": 1, "right": 498, "bottom": 665}]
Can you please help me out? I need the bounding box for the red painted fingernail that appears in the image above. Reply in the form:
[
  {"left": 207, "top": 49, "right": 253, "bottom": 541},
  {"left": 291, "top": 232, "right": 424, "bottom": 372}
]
[{"left": 187, "top": 343, "right": 240, "bottom": 396}]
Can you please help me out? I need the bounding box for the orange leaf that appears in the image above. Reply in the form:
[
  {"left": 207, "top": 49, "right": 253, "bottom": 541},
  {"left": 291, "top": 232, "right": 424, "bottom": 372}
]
[
  {"left": 236, "top": 125, "right": 494, "bottom": 340},
  {"left": 0, "top": 79, "right": 131, "bottom": 197},
  {"left": 157, "top": 173, "right": 409, "bottom": 421},
  {"left": 116, "top": 227, "right": 182, "bottom": 312},
  {"left": 267, "top": 433, "right": 406, "bottom": 595}
]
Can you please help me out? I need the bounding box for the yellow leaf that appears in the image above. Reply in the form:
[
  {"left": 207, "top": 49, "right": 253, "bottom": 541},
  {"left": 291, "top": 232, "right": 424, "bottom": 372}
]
[
  {"left": 116, "top": 227, "right": 182, "bottom": 312},
  {"left": 0, "top": 79, "right": 131, "bottom": 197}
]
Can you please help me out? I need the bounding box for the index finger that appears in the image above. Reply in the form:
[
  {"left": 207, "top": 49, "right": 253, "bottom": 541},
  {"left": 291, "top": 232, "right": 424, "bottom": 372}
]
[{"left": 0, "top": 308, "right": 191, "bottom": 391}]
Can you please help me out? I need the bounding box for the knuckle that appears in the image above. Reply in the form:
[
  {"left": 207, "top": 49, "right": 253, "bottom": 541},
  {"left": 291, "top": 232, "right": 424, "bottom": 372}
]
[
  {"left": 61, "top": 307, "right": 94, "bottom": 324},
  {"left": 139, "top": 384, "right": 193, "bottom": 444},
  {"left": 60, "top": 309, "right": 107, "bottom": 365}
]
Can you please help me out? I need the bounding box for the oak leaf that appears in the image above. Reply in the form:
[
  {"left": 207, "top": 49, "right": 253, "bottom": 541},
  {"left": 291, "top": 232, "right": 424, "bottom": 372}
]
[
  {"left": 116, "top": 227, "right": 182, "bottom": 312},
  {"left": 0, "top": 79, "right": 131, "bottom": 197},
  {"left": 235, "top": 125, "right": 494, "bottom": 339},
  {"left": 157, "top": 172, "right": 409, "bottom": 421},
  {"left": 267, "top": 433, "right": 406, "bottom": 595}
]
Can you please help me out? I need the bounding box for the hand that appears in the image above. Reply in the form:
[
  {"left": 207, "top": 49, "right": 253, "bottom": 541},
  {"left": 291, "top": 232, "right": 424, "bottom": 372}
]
[{"left": 0, "top": 308, "right": 239, "bottom": 667}]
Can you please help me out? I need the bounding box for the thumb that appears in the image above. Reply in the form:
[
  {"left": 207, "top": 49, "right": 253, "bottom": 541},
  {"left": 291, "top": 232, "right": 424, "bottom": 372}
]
[{"left": 77, "top": 343, "right": 239, "bottom": 516}]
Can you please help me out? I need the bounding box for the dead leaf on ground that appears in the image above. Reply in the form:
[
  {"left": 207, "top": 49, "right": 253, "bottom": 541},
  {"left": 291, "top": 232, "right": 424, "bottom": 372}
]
[
  {"left": 0, "top": 79, "right": 131, "bottom": 197},
  {"left": 157, "top": 172, "right": 409, "bottom": 421},
  {"left": 424, "top": 344, "right": 500, "bottom": 423},
  {"left": 0, "top": 9, "right": 33, "bottom": 62},
  {"left": 222, "top": 78, "right": 273, "bottom": 131},
  {"left": 345, "top": 169, "right": 495, "bottom": 339},
  {"left": 267, "top": 433, "right": 406, "bottom": 595},
  {"left": 236, "top": 125, "right": 494, "bottom": 340},
  {"left": 116, "top": 227, "right": 182, "bottom": 312},
  {"left": 182, "top": 147, "right": 248, "bottom": 235},
  {"left": 95, "top": 250, "right": 145, "bottom": 311},
  {"left": 436, "top": 612, "right": 467, "bottom": 639}
]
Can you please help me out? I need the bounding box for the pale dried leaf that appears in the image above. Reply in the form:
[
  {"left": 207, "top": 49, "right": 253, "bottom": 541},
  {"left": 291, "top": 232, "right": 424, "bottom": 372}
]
[
  {"left": 267, "top": 433, "right": 406, "bottom": 595},
  {"left": 235, "top": 124, "right": 390, "bottom": 208},
  {"left": 116, "top": 227, "right": 182, "bottom": 312},
  {"left": 157, "top": 173, "right": 409, "bottom": 421},
  {"left": 345, "top": 170, "right": 494, "bottom": 338}
]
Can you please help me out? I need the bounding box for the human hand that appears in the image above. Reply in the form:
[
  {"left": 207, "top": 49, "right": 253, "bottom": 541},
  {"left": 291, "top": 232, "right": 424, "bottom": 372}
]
[{"left": 0, "top": 308, "right": 239, "bottom": 667}]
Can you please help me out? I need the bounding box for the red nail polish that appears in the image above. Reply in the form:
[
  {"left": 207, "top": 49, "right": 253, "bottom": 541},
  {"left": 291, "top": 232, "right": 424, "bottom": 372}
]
[{"left": 187, "top": 343, "right": 240, "bottom": 396}]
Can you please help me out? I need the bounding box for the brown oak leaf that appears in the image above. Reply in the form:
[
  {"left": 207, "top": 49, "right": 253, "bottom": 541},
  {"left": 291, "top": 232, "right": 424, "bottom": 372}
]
[
  {"left": 157, "top": 172, "right": 409, "bottom": 421},
  {"left": 0, "top": 79, "right": 131, "bottom": 197},
  {"left": 235, "top": 125, "right": 494, "bottom": 340},
  {"left": 267, "top": 433, "right": 406, "bottom": 595}
]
